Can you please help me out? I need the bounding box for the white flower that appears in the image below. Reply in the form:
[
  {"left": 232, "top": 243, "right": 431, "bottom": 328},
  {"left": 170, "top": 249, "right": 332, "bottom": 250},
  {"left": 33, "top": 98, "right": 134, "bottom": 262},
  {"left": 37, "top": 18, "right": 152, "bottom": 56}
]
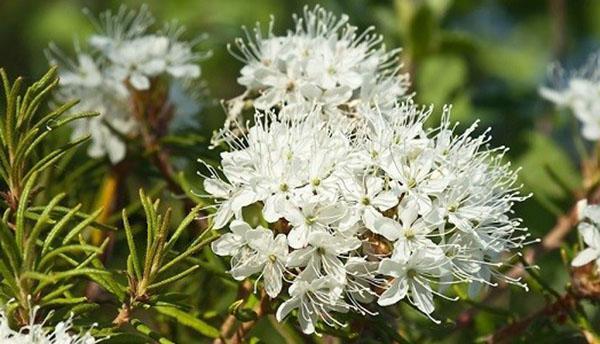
[
  {"left": 203, "top": 179, "right": 257, "bottom": 229},
  {"left": 572, "top": 201, "right": 600, "bottom": 272},
  {"left": 276, "top": 276, "right": 347, "bottom": 334},
  {"left": 283, "top": 202, "right": 346, "bottom": 249},
  {"left": 205, "top": 103, "right": 530, "bottom": 331},
  {"left": 377, "top": 249, "right": 447, "bottom": 321},
  {"left": 211, "top": 220, "right": 286, "bottom": 285},
  {"left": 0, "top": 305, "right": 99, "bottom": 344},
  {"left": 215, "top": 5, "right": 410, "bottom": 145},
  {"left": 373, "top": 203, "right": 436, "bottom": 260},
  {"left": 245, "top": 229, "right": 289, "bottom": 298},
  {"left": 211, "top": 220, "right": 253, "bottom": 257},
  {"left": 540, "top": 53, "right": 600, "bottom": 140},
  {"left": 340, "top": 175, "right": 398, "bottom": 230},
  {"left": 48, "top": 5, "right": 206, "bottom": 164},
  {"left": 287, "top": 231, "right": 361, "bottom": 282}
]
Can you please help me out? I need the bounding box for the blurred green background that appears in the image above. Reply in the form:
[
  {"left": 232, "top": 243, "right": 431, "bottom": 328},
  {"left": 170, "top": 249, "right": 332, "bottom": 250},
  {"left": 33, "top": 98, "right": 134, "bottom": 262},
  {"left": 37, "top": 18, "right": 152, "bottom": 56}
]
[{"left": 1, "top": 0, "right": 599, "bottom": 342}]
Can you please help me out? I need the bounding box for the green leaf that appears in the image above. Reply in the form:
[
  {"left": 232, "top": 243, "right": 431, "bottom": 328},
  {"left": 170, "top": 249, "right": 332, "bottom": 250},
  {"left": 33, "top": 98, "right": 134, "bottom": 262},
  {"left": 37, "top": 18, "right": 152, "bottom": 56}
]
[
  {"left": 15, "top": 170, "right": 39, "bottom": 248},
  {"left": 122, "top": 209, "right": 142, "bottom": 280},
  {"left": 131, "top": 318, "right": 176, "bottom": 344},
  {"left": 149, "top": 265, "right": 199, "bottom": 290},
  {"left": 417, "top": 54, "right": 467, "bottom": 109},
  {"left": 154, "top": 305, "right": 220, "bottom": 338},
  {"left": 23, "top": 193, "right": 66, "bottom": 270},
  {"left": 516, "top": 133, "right": 580, "bottom": 202},
  {"left": 62, "top": 207, "right": 103, "bottom": 244}
]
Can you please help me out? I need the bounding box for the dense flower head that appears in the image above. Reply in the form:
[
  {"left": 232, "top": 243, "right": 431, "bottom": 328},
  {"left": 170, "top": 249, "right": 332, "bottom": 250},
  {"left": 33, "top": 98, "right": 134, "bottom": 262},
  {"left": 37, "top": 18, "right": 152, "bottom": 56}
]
[
  {"left": 540, "top": 52, "right": 600, "bottom": 140},
  {"left": 202, "top": 103, "right": 530, "bottom": 333},
  {"left": 216, "top": 5, "right": 410, "bottom": 145},
  {"left": 0, "top": 305, "right": 98, "bottom": 344},
  {"left": 47, "top": 5, "right": 208, "bottom": 163}
]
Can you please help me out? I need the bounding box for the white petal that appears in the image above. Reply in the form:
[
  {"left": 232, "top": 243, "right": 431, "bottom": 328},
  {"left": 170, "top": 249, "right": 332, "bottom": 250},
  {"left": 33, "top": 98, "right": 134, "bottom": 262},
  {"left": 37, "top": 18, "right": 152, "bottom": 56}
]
[
  {"left": 372, "top": 191, "right": 398, "bottom": 211},
  {"left": 230, "top": 189, "right": 257, "bottom": 212},
  {"left": 579, "top": 224, "right": 600, "bottom": 249},
  {"left": 213, "top": 205, "right": 233, "bottom": 229},
  {"left": 287, "top": 247, "right": 312, "bottom": 267},
  {"left": 129, "top": 73, "right": 150, "bottom": 90},
  {"left": 377, "top": 278, "right": 408, "bottom": 306},
  {"left": 276, "top": 298, "right": 299, "bottom": 321},
  {"left": 211, "top": 233, "right": 239, "bottom": 256},
  {"left": 377, "top": 258, "right": 403, "bottom": 278},
  {"left": 298, "top": 308, "right": 316, "bottom": 334},
  {"left": 105, "top": 135, "right": 126, "bottom": 164},
  {"left": 410, "top": 280, "right": 435, "bottom": 314},
  {"left": 370, "top": 216, "right": 402, "bottom": 241},
  {"left": 318, "top": 204, "right": 347, "bottom": 224},
  {"left": 571, "top": 248, "right": 600, "bottom": 267},
  {"left": 287, "top": 225, "right": 310, "bottom": 249},
  {"left": 229, "top": 220, "right": 252, "bottom": 236},
  {"left": 399, "top": 204, "right": 419, "bottom": 227},
  {"left": 203, "top": 178, "right": 230, "bottom": 198},
  {"left": 264, "top": 263, "right": 283, "bottom": 298},
  {"left": 262, "top": 195, "right": 283, "bottom": 223}
]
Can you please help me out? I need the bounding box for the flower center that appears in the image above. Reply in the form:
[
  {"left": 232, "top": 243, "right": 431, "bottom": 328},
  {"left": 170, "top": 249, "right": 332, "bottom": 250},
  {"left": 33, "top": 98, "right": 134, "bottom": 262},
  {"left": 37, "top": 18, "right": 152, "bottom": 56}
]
[
  {"left": 311, "top": 178, "right": 321, "bottom": 187},
  {"left": 269, "top": 254, "right": 277, "bottom": 263},
  {"left": 407, "top": 269, "right": 417, "bottom": 279},
  {"left": 286, "top": 81, "right": 295, "bottom": 92},
  {"left": 305, "top": 216, "right": 317, "bottom": 225},
  {"left": 404, "top": 228, "right": 415, "bottom": 239},
  {"left": 361, "top": 197, "right": 371, "bottom": 206},
  {"left": 279, "top": 183, "right": 289, "bottom": 192}
]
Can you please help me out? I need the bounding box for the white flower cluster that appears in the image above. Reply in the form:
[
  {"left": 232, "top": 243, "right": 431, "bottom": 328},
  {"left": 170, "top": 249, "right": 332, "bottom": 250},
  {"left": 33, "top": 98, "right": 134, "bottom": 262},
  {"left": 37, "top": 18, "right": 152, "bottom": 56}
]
[
  {"left": 216, "top": 5, "right": 409, "bottom": 144},
  {"left": 540, "top": 53, "right": 600, "bottom": 140},
  {"left": 48, "top": 5, "right": 206, "bottom": 163},
  {"left": 572, "top": 200, "right": 600, "bottom": 272},
  {"left": 204, "top": 101, "right": 530, "bottom": 333},
  {"left": 0, "top": 306, "right": 98, "bottom": 344}
]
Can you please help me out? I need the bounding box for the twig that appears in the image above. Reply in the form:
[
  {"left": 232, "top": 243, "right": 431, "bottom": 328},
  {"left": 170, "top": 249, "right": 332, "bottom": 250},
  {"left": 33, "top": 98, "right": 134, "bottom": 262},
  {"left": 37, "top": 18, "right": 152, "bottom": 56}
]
[
  {"left": 484, "top": 292, "right": 576, "bottom": 343},
  {"left": 130, "top": 82, "right": 208, "bottom": 232}
]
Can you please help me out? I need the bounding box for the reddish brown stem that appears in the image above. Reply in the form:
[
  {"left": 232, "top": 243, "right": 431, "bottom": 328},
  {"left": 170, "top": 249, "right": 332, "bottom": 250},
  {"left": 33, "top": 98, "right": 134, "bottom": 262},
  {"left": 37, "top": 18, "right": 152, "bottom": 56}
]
[{"left": 484, "top": 292, "right": 577, "bottom": 343}]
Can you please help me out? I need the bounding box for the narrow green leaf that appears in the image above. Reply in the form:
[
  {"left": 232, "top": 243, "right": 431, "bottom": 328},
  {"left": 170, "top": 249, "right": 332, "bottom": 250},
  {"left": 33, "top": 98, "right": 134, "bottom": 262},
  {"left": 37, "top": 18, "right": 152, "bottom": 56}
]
[
  {"left": 40, "top": 283, "right": 74, "bottom": 303},
  {"left": 62, "top": 207, "right": 103, "bottom": 244},
  {"left": 131, "top": 318, "right": 176, "bottom": 344},
  {"left": 164, "top": 205, "right": 202, "bottom": 252},
  {"left": 41, "top": 204, "right": 82, "bottom": 255},
  {"left": 149, "top": 265, "right": 199, "bottom": 290},
  {"left": 123, "top": 209, "right": 142, "bottom": 279},
  {"left": 38, "top": 244, "right": 103, "bottom": 270},
  {"left": 0, "top": 219, "right": 20, "bottom": 271},
  {"left": 153, "top": 306, "right": 220, "bottom": 338},
  {"left": 16, "top": 170, "right": 39, "bottom": 248},
  {"left": 23, "top": 193, "right": 66, "bottom": 270}
]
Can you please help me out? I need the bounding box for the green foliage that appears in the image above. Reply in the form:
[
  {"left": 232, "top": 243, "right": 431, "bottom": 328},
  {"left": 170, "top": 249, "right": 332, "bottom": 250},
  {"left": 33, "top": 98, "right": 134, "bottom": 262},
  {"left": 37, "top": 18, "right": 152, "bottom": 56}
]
[
  {"left": 0, "top": 67, "right": 94, "bottom": 209},
  {"left": 0, "top": 67, "right": 109, "bottom": 327}
]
